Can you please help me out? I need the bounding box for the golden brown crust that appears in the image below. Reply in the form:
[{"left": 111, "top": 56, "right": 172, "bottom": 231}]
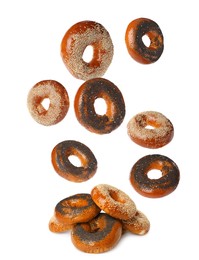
[
  {"left": 91, "top": 184, "right": 137, "bottom": 220},
  {"left": 61, "top": 20, "right": 114, "bottom": 80},
  {"left": 27, "top": 80, "right": 69, "bottom": 126},
  {"left": 48, "top": 215, "right": 73, "bottom": 233},
  {"left": 127, "top": 111, "right": 174, "bottom": 148}
]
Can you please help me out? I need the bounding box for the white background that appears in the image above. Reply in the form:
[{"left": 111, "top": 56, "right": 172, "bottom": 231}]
[{"left": 0, "top": 0, "right": 198, "bottom": 259}]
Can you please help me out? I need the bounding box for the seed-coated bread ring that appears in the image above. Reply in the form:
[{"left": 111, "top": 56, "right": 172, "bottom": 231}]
[
  {"left": 61, "top": 20, "right": 114, "bottom": 80},
  {"left": 71, "top": 213, "right": 122, "bottom": 253},
  {"left": 127, "top": 111, "right": 174, "bottom": 148},
  {"left": 54, "top": 193, "right": 101, "bottom": 224},
  {"left": 27, "top": 80, "right": 69, "bottom": 126},
  {"left": 125, "top": 18, "right": 164, "bottom": 64},
  {"left": 121, "top": 210, "right": 150, "bottom": 235},
  {"left": 51, "top": 140, "right": 97, "bottom": 183},
  {"left": 74, "top": 78, "right": 125, "bottom": 134},
  {"left": 91, "top": 184, "right": 137, "bottom": 220},
  {"left": 130, "top": 154, "right": 180, "bottom": 198},
  {"left": 48, "top": 215, "right": 74, "bottom": 233}
]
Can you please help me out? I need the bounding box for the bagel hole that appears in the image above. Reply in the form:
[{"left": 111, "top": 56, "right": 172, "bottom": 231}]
[
  {"left": 142, "top": 35, "right": 151, "bottom": 47},
  {"left": 94, "top": 98, "right": 107, "bottom": 115},
  {"left": 81, "top": 223, "right": 94, "bottom": 233},
  {"left": 145, "top": 124, "right": 155, "bottom": 129},
  {"left": 41, "top": 98, "right": 50, "bottom": 110},
  {"left": 109, "top": 190, "right": 126, "bottom": 204},
  {"left": 91, "top": 227, "right": 100, "bottom": 233},
  {"left": 68, "top": 155, "right": 82, "bottom": 167},
  {"left": 90, "top": 224, "right": 100, "bottom": 233},
  {"left": 68, "top": 199, "right": 88, "bottom": 207},
  {"left": 147, "top": 169, "right": 162, "bottom": 179},
  {"left": 83, "top": 45, "right": 94, "bottom": 63}
]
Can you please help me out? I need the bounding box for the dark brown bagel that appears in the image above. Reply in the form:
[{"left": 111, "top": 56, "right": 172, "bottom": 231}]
[
  {"left": 51, "top": 140, "right": 97, "bottom": 182},
  {"left": 74, "top": 78, "right": 125, "bottom": 134},
  {"left": 125, "top": 18, "right": 164, "bottom": 64},
  {"left": 54, "top": 193, "right": 101, "bottom": 224},
  {"left": 71, "top": 213, "right": 122, "bottom": 253},
  {"left": 130, "top": 154, "right": 180, "bottom": 198}
]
